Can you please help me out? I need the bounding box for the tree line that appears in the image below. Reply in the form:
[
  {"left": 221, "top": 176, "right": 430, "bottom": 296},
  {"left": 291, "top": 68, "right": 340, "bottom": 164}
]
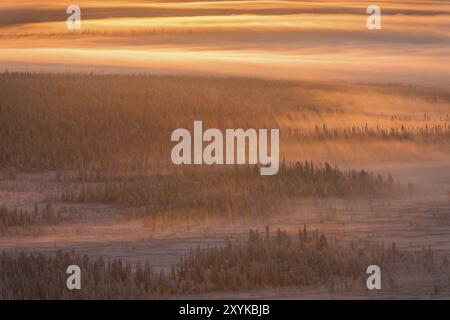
[
  {"left": 58, "top": 161, "right": 400, "bottom": 221},
  {"left": 1, "top": 226, "right": 438, "bottom": 299}
]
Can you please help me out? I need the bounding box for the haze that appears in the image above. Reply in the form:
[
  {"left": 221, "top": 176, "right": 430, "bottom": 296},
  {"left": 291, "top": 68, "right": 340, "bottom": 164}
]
[{"left": 1, "top": 0, "right": 449, "bottom": 85}]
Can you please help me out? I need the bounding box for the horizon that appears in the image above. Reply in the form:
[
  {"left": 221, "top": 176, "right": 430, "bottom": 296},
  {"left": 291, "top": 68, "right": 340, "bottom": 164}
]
[{"left": 1, "top": 1, "right": 450, "bottom": 86}]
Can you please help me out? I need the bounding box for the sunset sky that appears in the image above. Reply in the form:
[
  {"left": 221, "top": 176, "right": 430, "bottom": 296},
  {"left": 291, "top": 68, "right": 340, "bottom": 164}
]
[{"left": 1, "top": 0, "right": 449, "bottom": 85}]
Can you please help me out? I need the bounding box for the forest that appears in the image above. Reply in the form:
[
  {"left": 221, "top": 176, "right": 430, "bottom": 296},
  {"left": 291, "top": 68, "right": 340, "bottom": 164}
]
[
  {"left": 1, "top": 227, "right": 444, "bottom": 299},
  {"left": 0, "top": 72, "right": 449, "bottom": 298}
]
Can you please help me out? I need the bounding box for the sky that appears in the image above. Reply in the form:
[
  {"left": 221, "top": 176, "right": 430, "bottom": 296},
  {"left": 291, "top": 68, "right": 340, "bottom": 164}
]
[{"left": 1, "top": 0, "right": 450, "bottom": 85}]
